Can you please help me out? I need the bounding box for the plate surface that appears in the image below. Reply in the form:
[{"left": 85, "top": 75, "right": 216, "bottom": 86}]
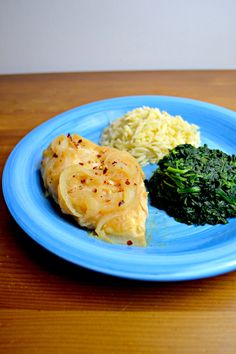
[{"left": 2, "top": 95, "right": 236, "bottom": 281}]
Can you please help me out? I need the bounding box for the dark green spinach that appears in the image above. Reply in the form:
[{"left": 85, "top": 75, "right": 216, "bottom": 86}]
[{"left": 147, "top": 144, "right": 236, "bottom": 225}]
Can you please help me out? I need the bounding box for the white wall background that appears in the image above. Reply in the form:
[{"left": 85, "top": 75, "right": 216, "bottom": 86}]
[{"left": 0, "top": 0, "right": 236, "bottom": 74}]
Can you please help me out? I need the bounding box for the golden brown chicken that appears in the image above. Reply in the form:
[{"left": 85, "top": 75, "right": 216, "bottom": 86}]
[{"left": 41, "top": 134, "right": 148, "bottom": 246}]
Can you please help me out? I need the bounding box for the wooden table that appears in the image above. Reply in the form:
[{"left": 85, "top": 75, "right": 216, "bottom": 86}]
[{"left": 1, "top": 71, "right": 236, "bottom": 354}]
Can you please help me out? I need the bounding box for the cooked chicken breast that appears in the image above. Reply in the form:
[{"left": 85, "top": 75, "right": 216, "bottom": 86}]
[{"left": 41, "top": 134, "right": 148, "bottom": 246}]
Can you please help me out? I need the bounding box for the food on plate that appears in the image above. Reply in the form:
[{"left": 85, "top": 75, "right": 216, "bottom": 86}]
[
  {"left": 146, "top": 144, "right": 236, "bottom": 225},
  {"left": 41, "top": 134, "right": 148, "bottom": 246},
  {"left": 41, "top": 134, "right": 101, "bottom": 203},
  {"left": 100, "top": 106, "right": 200, "bottom": 166}
]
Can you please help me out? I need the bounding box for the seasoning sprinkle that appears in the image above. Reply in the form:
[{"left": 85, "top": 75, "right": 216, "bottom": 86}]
[
  {"left": 118, "top": 200, "right": 125, "bottom": 207},
  {"left": 53, "top": 153, "right": 58, "bottom": 158},
  {"left": 103, "top": 167, "right": 108, "bottom": 174},
  {"left": 67, "top": 134, "right": 73, "bottom": 142},
  {"left": 127, "top": 240, "right": 133, "bottom": 246}
]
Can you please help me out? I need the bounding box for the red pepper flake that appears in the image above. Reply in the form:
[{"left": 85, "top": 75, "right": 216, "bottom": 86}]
[
  {"left": 127, "top": 240, "right": 133, "bottom": 246},
  {"left": 78, "top": 139, "right": 82, "bottom": 143},
  {"left": 93, "top": 188, "right": 97, "bottom": 193},
  {"left": 79, "top": 162, "right": 84, "bottom": 165},
  {"left": 53, "top": 153, "right": 58, "bottom": 158},
  {"left": 93, "top": 166, "right": 97, "bottom": 170},
  {"left": 112, "top": 161, "right": 117, "bottom": 165},
  {"left": 103, "top": 167, "right": 108, "bottom": 174},
  {"left": 118, "top": 200, "right": 124, "bottom": 207},
  {"left": 125, "top": 179, "right": 130, "bottom": 185},
  {"left": 97, "top": 154, "right": 101, "bottom": 158},
  {"left": 81, "top": 179, "right": 86, "bottom": 184}
]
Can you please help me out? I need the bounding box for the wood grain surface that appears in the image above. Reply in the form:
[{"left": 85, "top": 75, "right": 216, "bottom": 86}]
[{"left": 1, "top": 71, "right": 236, "bottom": 354}]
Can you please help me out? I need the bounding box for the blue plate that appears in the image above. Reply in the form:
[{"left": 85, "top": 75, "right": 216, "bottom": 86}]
[{"left": 2, "top": 96, "right": 236, "bottom": 281}]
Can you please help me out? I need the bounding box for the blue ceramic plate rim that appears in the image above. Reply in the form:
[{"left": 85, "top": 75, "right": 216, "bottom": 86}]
[{"left": 2, "top": 95, "right": 236, "bottom": 281}]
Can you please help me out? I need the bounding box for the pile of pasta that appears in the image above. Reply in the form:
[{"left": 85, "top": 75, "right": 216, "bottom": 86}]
[{"left": 100, "top": 106, "right": 200, "bottom": 166}]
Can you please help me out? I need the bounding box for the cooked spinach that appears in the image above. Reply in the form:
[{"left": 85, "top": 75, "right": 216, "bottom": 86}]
[{"left": 147, "top": 144, "right": 236, "bottom": 225}]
